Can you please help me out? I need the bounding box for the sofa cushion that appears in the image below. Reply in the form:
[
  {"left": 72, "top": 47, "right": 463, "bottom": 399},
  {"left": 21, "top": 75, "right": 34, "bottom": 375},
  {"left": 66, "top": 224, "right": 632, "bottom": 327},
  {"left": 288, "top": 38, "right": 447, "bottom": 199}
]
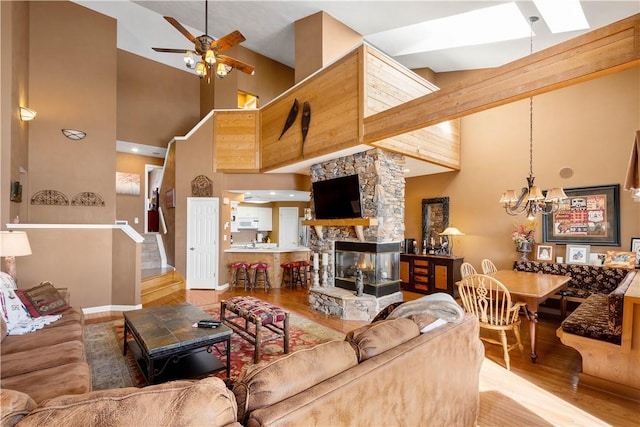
[
  {"left": 561, "top": 294, "right": 621, "bottom": 345},
  {"left": 232, "top": 340, "right": 357, "bottom": 423},
  {"left": 14, "top": 377, "right": 238, "bottom": 427},
  {"left": 0, "top": 361, "right": 91, "bottom": 404},
  {"left": 345, "top": 318, "right": 419, "bottom": 362},
  {"left": 607, "top": 271, "right": 636, "bottom": 335},
  {"left": 1, "top": 340, "right": 85, "bottom": 378},
  {"left": 15, "top": 282, "right": 69, "bottom": 317},
  {"left": 0, "top": 323, "right": 83, "bottom": 355},
  {"left": 0, "top": 388, "right": 37, "bottom": 427}
]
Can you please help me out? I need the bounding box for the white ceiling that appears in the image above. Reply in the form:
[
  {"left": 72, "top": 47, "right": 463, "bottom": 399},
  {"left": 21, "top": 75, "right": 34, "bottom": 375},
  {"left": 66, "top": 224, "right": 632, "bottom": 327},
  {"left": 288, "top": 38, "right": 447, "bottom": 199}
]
[{"left": 84, "top": 1, "right": 638, "bottom": 198}]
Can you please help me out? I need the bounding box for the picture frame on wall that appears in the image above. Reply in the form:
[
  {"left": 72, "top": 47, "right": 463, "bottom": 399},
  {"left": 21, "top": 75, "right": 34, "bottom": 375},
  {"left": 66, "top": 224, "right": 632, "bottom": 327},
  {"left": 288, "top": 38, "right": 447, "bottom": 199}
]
[
  {"left": 534, "top": 244, "right": 555, "bottom": 262},
  {"left": 542, "top": 184, "right": 620, "bottom": 246},
  {"left": 165, "top": 189, "right": 175, "bottom": 208},
  {"left": 604, "top": 251, "right": 636, "bottom": 269},
  {"left": 566, "top": 244, "right": 590, "bottom": 265},
  {"left": 631, "top": 237, "right": 640, "bottom": 268}
]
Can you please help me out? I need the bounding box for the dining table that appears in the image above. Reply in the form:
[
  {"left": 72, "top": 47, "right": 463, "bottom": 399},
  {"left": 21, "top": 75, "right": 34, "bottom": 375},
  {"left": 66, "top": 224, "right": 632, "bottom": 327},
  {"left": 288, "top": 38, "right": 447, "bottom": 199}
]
[{"left": 488, "top": 269, "right": 571, "bottom": 363}]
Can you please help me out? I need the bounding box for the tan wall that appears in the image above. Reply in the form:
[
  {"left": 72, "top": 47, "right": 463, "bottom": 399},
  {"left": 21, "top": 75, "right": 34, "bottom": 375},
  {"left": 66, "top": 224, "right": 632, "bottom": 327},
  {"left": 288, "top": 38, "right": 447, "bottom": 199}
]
[
  {"left": 115, "top": 152, "right": 164, "bottom": 234},
  {"left": 405, "top": 68, "right": 640, "bottom": 271},
  {"left": 1, "top": 1, "right": 30, "bottom": 227},
  {"left": 27, "top": 1, "right": 117, "bottom": 224},
  {"left": 117, "top": 50, "right": 200, "bottom": 147},
  {"left": 112, "top": 228, "right": 140, "bottom": 306}
]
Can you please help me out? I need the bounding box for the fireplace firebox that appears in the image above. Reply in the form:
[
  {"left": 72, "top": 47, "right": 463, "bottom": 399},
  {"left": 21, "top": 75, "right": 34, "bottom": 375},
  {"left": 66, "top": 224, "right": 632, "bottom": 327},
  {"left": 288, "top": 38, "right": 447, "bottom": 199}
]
[{"left": 334, "top": 241, "right": 401, "bottom": 297}]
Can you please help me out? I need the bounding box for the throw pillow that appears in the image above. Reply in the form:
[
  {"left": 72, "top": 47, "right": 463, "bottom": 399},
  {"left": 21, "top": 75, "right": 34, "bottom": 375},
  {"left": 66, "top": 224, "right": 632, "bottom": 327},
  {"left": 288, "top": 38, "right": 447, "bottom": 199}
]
[
  {"left": 16, "top": 282, "right": 69, "bottom": 317},
  {"left": 0, "top": 272, "right": 32, "bottom": 330}
]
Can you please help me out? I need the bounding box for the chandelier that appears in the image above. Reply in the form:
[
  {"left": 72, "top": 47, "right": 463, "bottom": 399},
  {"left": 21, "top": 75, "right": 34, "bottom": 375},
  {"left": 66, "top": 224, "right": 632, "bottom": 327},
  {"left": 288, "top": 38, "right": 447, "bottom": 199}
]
[{"left": 499, "top": 16, "right": 567, "bottom": 220}]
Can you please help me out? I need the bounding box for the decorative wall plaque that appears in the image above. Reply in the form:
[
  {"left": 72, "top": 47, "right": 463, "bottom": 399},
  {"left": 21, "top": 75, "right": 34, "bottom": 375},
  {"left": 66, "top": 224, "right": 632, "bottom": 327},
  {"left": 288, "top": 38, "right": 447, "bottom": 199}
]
[
  {"left": 31, "top": 190, "right": 69, "bottom": 206},
  {"left": 191, "top": 175, "right": 213, "bottom": 197},
  {"left": 71, "top": 192, "right": 105, "bottom": 207}
]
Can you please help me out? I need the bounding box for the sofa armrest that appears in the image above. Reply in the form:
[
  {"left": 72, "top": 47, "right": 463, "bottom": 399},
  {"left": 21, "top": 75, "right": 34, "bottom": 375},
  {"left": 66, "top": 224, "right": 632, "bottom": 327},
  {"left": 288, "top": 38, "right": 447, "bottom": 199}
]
[{"left": 609, "top": 271, "right": 637, "bottom": 335}]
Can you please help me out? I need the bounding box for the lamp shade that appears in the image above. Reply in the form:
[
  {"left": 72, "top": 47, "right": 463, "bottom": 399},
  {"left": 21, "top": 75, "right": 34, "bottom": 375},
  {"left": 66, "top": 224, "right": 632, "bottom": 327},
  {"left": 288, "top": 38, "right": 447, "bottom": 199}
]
[
  {"left": 0, "top": 231, "right": 32, "bottom": 257},
  {"left": 440, "top": 227, "right": 465, "bottom": 236},
  {"left": 19, "top": 107, "right": 37, "bottom": 121}
]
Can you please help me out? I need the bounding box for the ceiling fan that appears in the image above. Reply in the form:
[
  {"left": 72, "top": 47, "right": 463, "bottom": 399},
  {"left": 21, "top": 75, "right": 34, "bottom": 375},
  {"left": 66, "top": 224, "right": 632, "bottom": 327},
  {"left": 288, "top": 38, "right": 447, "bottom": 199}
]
[{"left": 152, "top": 0, "right": 254, "bottom": 80}]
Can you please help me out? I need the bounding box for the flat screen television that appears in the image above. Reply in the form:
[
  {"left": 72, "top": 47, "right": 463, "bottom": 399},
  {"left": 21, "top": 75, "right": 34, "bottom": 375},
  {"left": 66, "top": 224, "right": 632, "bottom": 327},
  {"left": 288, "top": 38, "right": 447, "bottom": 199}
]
[{"left": 312, "top": 174, "right": 363, "bottom": 219}]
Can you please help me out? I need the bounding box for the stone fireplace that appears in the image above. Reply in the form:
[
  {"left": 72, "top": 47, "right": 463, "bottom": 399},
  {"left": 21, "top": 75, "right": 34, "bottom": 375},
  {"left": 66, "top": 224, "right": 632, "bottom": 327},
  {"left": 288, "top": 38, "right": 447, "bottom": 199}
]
[{"left": 307, "top": 148, "right": 404, "bottom": 320}]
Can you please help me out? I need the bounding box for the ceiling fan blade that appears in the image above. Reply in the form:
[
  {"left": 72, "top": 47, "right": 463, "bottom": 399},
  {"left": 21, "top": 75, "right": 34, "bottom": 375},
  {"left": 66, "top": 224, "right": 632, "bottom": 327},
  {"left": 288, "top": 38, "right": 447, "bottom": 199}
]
[
  {"left": 216, "top": 55, "right": 255, "bottom": 75},
  {"left": 164, "top": 16, "right": 196, "bottom": 43},
  {"left": 152, "top": 47, "right": 196, "bottom": 54},
  {"left": 211, "top": 30, "right": 246, "bottom": 53}
]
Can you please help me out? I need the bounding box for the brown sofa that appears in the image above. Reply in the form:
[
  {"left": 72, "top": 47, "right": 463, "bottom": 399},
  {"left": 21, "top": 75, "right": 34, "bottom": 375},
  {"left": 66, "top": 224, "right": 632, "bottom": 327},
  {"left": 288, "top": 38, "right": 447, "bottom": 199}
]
[
  {"left": 0, "top": 305, "right": 92, "bottom": 405},
  {"left": 2, "top": 313, "right": 483, "bottom": 427}
]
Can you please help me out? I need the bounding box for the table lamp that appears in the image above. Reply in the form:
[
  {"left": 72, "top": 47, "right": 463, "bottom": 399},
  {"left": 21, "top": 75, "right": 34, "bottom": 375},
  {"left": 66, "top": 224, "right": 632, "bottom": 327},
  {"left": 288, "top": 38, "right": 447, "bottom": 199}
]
[
  {"left": 0, "top": 231, "right": 32, "bottom": 282},
  {"left": 439, "top": 227, "right": 465, "bottom": 256}
]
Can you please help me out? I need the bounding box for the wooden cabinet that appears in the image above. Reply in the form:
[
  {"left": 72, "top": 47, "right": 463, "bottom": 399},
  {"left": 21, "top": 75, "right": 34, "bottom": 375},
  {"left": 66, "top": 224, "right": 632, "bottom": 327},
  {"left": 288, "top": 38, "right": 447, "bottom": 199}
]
[{"left": 400, "top": 254, "right": 463, "bottom": 296}]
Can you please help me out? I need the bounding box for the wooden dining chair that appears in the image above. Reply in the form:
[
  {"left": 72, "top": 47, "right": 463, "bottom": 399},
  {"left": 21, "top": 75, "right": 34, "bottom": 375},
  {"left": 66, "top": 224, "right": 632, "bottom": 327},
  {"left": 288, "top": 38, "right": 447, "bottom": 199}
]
[
  {"left": 481, "top": 259, "right": 498, "bottom": 274},
  {"left": 457, "top": 274, "right": 526, "bottom": 370},
  {"left": 460, "top": 262, "right": 477, "bottom": 278}
]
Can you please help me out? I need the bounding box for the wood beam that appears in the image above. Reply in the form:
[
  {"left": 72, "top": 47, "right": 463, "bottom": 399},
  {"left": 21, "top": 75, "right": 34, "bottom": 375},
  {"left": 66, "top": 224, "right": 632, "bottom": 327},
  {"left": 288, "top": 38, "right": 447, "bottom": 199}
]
[{"left": 363, "top": 13, "right": 640, "bottom": 145}]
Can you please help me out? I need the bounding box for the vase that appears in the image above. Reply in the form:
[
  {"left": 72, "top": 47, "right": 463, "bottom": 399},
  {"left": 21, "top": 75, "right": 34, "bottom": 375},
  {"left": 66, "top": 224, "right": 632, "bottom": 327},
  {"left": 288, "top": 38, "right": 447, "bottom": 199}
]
[{"left": 518, "top": 241, "right": 532, "bottom": 261}]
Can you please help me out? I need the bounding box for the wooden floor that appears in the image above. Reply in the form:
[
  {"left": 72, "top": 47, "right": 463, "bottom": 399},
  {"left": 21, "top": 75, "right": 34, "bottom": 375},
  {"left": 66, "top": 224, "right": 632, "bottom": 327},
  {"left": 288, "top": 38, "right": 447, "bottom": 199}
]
[{"left": 90, "top": 287, "right": 640, "bottom": 426}]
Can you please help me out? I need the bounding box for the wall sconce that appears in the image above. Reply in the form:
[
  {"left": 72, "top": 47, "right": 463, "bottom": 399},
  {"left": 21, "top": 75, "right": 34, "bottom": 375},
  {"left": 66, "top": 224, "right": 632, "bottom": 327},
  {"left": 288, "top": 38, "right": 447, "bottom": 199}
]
[
  {"left": 19, "top": 107, "right": 37, "bottom": 121},
  {"left": 61, "top": 129, "right": 87, "bottom": 140}
]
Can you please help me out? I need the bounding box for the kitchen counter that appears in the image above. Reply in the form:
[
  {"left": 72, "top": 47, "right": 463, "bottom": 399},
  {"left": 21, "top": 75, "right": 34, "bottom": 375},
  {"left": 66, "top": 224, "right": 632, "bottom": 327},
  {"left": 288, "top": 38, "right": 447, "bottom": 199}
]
[{"left": 224, "top": 247, "right": 311, "bottom": 289}]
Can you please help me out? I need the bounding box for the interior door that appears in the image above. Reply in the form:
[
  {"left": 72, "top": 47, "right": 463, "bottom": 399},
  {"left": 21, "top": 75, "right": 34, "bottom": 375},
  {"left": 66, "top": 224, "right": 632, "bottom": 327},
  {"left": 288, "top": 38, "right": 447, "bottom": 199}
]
[
  {"left": 187, "top": 197, "right": 219, "bottom": 289},
  {"left": 278, "top": 207, "right": 299, "bottom": 248}
]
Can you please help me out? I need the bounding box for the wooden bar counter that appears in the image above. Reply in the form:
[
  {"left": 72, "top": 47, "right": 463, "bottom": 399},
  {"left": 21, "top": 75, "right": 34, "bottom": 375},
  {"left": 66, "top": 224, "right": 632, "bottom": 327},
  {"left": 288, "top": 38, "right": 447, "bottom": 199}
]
[{"left": 224, "top": 246, "right": 311, "bottom": 288}]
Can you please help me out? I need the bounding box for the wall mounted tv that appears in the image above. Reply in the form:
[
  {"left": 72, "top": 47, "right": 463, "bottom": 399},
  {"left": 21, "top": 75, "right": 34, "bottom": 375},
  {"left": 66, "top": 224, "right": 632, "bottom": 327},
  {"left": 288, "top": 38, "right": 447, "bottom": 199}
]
[{"left": 312, "top": 174, "right": 363, "bottom": 220}]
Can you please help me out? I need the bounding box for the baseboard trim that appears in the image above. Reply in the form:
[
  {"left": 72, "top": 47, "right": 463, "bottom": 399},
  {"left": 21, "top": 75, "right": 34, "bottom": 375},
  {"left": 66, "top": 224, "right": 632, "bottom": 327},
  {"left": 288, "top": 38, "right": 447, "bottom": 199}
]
[{"left": 82, "top": 304, "right": 143, "bottom": 314}]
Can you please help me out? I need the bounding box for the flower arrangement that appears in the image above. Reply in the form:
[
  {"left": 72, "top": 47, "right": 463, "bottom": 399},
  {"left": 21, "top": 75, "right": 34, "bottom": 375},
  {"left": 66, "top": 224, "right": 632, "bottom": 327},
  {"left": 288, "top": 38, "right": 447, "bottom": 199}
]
[{"left": 512, "top": 221, "right": 536, "bottom": 248}]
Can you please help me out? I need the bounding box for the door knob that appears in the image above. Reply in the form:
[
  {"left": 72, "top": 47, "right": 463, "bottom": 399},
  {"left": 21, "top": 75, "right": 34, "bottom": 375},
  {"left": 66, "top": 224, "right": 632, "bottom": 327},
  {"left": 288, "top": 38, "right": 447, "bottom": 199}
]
[{"left": 190, "top": 247, "right": 195, "bottom": 251}]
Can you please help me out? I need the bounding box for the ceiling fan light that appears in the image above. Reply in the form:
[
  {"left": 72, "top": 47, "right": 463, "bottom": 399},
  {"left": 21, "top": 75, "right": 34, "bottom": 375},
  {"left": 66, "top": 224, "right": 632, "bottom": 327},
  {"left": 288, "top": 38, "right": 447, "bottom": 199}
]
[
  {"left": 195, "top": 61, "right": 207, "bottom": 77},
  {"left": 216, "top": 63, "right": 231, "bottom": 79},
  {"left": 204, "top": 49, "right": 216, "bottom": 65},
  {"left": 183, "top": 51, "right": 195, "bottom": 68}
]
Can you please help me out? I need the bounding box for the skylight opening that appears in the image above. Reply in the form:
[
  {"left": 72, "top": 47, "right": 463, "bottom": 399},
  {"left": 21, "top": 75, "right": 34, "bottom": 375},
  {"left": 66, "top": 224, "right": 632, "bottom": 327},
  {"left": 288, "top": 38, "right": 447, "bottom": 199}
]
[{"left": 533, "top": 0, "right": 589, "bottom": 33}]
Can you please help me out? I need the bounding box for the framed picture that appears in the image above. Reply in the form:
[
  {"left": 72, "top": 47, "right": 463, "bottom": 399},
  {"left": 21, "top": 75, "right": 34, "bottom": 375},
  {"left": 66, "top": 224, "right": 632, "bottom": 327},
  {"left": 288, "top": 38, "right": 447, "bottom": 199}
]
[
  {"left": 631, "top": 237, "right": 640, "bottom": 268},
  {"left": 421, "top": 197, "right": 449, "bottom": 249},
  {"left": 10, "top": 180, "right": 22, "bottom": 203},
  {"left": 115, "top": 172, "right": 141, "bottom": 196},
  {"left": 542, "top": 184, "right": 620, "bottom": 246},
  {"left": 534, "top": 244, "right": 555, "bottom": 262},
  {"left": 165, "top": 189, "right": 175, "bottom": 208},
  {"left": 589, "top": 253, "right": 606, "bottom": 266},
  {"left": 566, "top": 244, "right": 590, "bottom": 265},
  {"left": 604, "top": 251, "right": 636, "bottom": 269}
]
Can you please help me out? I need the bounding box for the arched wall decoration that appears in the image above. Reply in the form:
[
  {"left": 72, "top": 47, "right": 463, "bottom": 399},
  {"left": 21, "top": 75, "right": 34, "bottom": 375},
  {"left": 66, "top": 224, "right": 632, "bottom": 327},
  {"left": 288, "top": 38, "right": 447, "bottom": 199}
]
[
  {"left": 71, "top": 192, "right": 105, "bottom": 207},
  {"left": 191, "top": 175, "right": 213, "bottom": 197},
  {"left": 30, "top": 190, "right": 69, "bottom": 206}
]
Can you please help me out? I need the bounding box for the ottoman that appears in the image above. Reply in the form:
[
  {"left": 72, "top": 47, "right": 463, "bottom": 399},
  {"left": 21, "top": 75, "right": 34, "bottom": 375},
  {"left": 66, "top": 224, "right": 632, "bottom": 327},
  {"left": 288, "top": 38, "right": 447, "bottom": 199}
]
[{"left": 220, "top": 296, "right": 289, "bottom": 363}]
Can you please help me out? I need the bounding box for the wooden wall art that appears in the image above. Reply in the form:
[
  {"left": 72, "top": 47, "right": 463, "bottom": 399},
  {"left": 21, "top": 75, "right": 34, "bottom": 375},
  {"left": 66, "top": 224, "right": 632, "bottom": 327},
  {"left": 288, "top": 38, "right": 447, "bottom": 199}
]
[
  {"left": 191, "top": 175, "right": 213, "bottom": 197},
  {"left": 71, "top": 192, "right": 105, "bottom": 207},
  {"left": 31, "top": 190, "right": 69, "bottom": 206}
]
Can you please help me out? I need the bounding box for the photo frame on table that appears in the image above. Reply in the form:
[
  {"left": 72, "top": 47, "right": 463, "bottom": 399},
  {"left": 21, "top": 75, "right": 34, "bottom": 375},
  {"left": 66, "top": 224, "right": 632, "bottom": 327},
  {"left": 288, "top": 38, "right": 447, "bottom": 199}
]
[
  {"left": 542, "top": 184, "right": 620, "bottom": 246},
  {"left": 605, "top": 251, "right": 636, "bottom": 269},
  {"left": 534, "top": 243, "right": 555, "bottom": 262},
  {"left": 631, "top": 237, "right": 640, "bottom": 268},
  {"left": 566, "top": 244, "right": 590, "bottom": 265}
]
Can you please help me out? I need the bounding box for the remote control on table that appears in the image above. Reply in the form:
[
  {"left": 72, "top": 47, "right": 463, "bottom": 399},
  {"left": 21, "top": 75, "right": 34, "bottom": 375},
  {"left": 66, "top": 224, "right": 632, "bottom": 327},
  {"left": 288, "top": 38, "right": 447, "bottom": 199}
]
[{"left": 197, "top": 319, "right": 221, "bottom": 328}]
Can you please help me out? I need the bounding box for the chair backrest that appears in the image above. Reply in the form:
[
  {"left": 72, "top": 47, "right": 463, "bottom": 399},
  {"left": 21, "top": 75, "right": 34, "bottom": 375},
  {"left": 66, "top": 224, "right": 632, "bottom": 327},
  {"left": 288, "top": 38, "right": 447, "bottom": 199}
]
[
  {"left": 481, "top": 259, "right": 498, "bottom": 274},
  {"left": 460, "top": 262, "right": 477, "bottom": 278},
  {"left": 457, "top": 274, "right": 518, "bottom": 326}
]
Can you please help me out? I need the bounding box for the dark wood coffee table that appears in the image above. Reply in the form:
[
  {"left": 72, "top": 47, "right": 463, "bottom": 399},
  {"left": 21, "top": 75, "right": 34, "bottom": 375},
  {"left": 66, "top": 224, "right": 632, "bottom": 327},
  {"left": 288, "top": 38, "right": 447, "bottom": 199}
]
[{"left": 123, "top": 302, "right": 232, "bottom": 385}]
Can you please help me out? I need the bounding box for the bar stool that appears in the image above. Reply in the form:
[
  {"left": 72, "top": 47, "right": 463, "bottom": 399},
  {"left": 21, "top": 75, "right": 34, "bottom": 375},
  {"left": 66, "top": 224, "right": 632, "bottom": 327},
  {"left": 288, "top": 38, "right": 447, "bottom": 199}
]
[
  {"left": 251, "top": 262, "right": 271, "bottom": 291},
  {"left": 280, "top": 262, "right": 296, "bottom": 288},
  {"left": 230, "top": 262, "right": 251, "bottom": 290},
  {"left": 297, "top": 260, "right": 310, "bottom": 288}
]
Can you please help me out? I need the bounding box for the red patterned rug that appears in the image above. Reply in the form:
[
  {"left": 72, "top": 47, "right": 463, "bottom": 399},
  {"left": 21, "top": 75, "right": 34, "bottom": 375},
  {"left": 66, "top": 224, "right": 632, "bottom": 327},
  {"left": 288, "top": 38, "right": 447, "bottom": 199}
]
[{"left": 86, "top": 306, "right": 345, "bottom": 389}]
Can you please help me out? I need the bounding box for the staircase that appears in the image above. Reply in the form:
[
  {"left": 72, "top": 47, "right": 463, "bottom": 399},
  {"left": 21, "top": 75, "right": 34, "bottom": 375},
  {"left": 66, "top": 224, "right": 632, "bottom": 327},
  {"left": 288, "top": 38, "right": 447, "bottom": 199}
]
[{"left": 141, "top": 233, "right": 184, "bottom": 305}]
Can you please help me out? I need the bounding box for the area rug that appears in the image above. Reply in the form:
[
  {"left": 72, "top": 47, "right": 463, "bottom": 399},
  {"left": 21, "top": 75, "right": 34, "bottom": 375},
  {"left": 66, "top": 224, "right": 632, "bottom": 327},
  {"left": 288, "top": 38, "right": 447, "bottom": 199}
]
[{"left": 84, "top": 306, "right": 345, "bottom": 390}]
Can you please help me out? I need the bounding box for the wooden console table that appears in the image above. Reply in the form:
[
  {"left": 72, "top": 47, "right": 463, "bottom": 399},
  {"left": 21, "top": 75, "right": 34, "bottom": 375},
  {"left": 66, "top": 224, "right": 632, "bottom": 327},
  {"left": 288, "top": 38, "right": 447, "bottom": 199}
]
[{"left": 400, "top": 254, "right": 463, "bottom": 296}]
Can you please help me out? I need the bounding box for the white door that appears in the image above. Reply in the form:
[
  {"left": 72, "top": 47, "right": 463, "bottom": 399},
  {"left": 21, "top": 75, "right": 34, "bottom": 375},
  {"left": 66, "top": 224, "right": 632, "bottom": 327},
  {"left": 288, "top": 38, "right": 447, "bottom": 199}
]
[
  {"left": 278, "top": 207, "right": 299, "bottom": 248},
  {"left": 187, "top": 197, "right": 219, "bottom": 289}
]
